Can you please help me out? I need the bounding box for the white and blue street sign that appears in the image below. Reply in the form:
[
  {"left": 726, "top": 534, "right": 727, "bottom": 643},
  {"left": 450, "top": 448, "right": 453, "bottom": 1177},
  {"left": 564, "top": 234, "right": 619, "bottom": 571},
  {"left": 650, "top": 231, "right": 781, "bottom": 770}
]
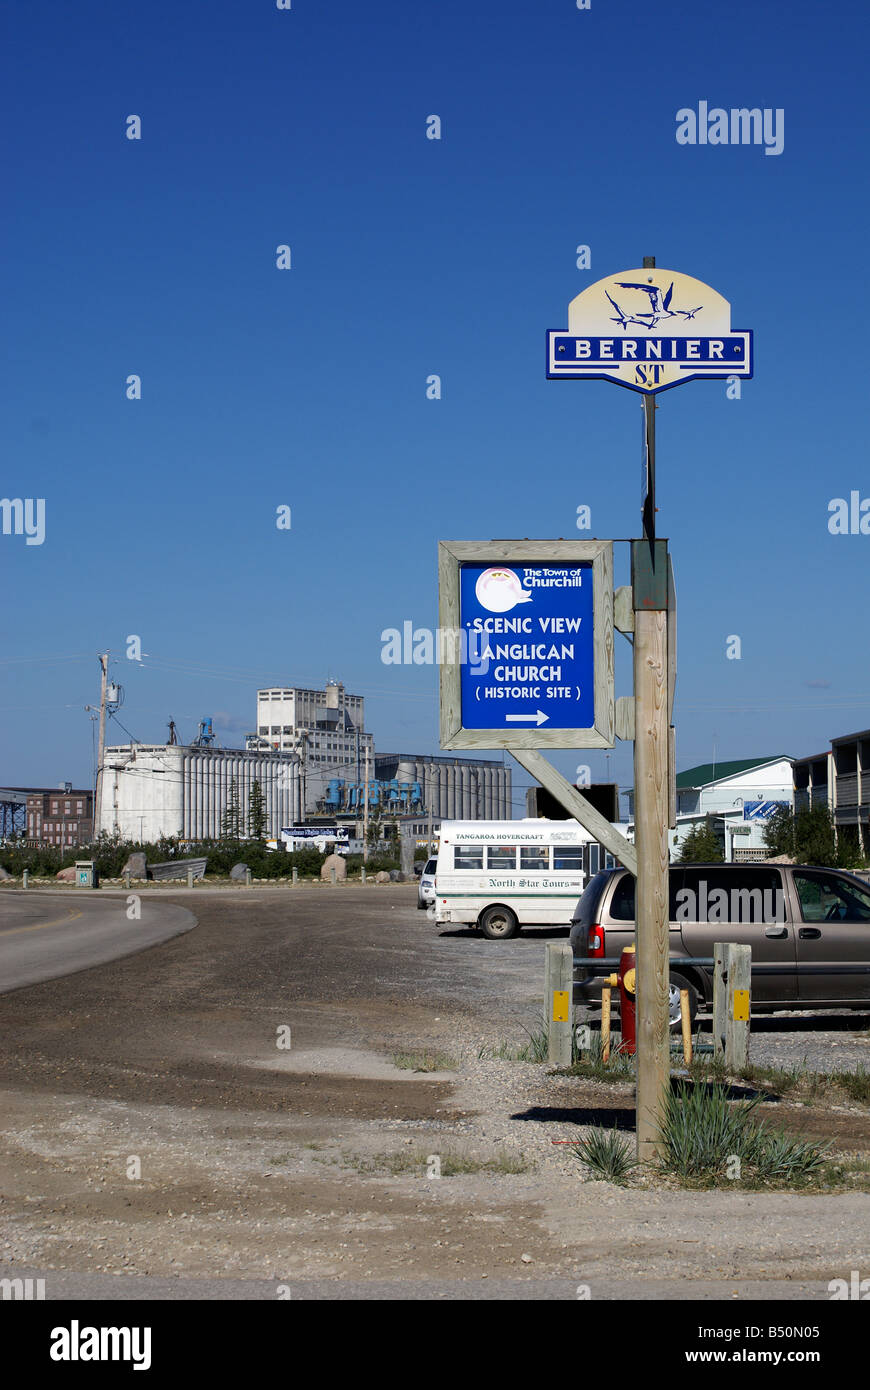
[
  {"left": 742, "top": 800, "right": 787, "bottom": 821},
  {"left": 438, "top": 540, "right": 615, "bottom": 750},
  {"left": 547, "top": 268, "right": 753, "bottom": 396},
  {"left": 459, "top": 562, "right": 594, "bottom": 730}
]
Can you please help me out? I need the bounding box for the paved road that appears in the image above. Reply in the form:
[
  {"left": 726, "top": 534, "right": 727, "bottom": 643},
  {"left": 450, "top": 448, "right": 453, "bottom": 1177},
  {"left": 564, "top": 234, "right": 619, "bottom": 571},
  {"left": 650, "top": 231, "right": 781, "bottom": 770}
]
[{"left": 0, "top": 890, "right": 195, "bottom": 994}]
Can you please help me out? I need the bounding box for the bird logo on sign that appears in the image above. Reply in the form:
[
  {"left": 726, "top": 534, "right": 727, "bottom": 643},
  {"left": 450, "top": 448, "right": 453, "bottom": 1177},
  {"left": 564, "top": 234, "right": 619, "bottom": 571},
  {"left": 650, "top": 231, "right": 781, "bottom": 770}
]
[{"left": 604, "top": 280, "right": 703, "bottom": 331}]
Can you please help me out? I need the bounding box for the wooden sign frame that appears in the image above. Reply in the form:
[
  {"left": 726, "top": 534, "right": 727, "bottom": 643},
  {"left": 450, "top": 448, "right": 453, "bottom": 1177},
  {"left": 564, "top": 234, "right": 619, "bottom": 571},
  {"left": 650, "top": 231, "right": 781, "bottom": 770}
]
[{"left": 438, "top": 538, "right": 615, "bottom": 750}]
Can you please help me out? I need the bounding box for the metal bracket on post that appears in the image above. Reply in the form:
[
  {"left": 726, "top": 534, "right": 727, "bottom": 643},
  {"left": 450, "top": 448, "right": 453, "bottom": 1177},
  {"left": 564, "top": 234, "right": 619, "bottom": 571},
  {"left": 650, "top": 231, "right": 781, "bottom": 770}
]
[{"left": 631, "top": 540, "right": 669, "bottom": 611}]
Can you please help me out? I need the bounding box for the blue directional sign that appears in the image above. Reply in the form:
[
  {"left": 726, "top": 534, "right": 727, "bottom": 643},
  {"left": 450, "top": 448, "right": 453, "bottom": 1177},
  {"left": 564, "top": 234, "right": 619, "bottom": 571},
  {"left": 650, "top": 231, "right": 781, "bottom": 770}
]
[
  {"left": 458, "top": 562, "right": 595, "bottom": 731},
  {"left": 439, "top": 539, "right": 615, "bottom": 750}
]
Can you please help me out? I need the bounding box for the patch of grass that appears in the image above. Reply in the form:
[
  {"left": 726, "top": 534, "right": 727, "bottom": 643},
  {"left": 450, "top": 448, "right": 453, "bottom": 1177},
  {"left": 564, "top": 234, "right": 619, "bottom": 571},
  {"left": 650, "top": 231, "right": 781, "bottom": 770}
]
[
  {"left": 558, "top": 1028, "right": 635, "bottom": 1080},
  {"left": 391, "top": 1050, "right": 458, "bottom": 1073},
  {"left": 688, "top": 1054, "right": 869, "bottom": 1109},
  {"left": 821, "top": 1155, "right": 870, "bottom": 1189},
  {"left": 478, "top": 1018, "right": 549, "bottom": 1062},
  {"left": 347, "top": 1149, "right": 531, "bottom": 1176},
  {"left": 830, "top": 1066, "right": 870, "bottom": 1104},
  {"left": 658, "top": 1081, "right": 830, "bottom": 1185},
  {"left": 571, "top": 1127, "right": 637, "bottom": 1184},
  {"left": 439, "top": 1152, "right": 530, "bottom": 1176}
]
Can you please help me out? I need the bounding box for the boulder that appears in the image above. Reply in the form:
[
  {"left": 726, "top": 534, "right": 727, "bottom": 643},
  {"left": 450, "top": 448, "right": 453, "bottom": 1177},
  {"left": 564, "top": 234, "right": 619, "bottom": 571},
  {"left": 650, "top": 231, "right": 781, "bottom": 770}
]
[
  {"left": 122, "top": 852, "right": 147, "bottom": 879},
  {"left": 229, "top": 863, "right": 249, "bottom": 881},
  {"left": 0, "top": 865, "right": 13, "bottom": 881},
  {"left": 56, "top": 867, "right": 76, "bottom": 882},
  {"left": 320, "top": 853, "right": 347, "bottom": 882},
  {"left": 375, "top": 870, "right": 391, "bottom": 884}
]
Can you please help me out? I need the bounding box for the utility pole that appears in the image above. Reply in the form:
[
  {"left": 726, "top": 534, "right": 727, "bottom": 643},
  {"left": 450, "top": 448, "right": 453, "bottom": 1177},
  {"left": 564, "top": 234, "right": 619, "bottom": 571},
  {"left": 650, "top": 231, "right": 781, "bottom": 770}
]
[
  {"left": 93, "top": 652, "right": 109, "bottom": 840},
  {"left": 633, "top": 255, "right": 671, "bottom": 1163},
  {"left": 363, "top": 743, "right": 370, "bottom": 862}
]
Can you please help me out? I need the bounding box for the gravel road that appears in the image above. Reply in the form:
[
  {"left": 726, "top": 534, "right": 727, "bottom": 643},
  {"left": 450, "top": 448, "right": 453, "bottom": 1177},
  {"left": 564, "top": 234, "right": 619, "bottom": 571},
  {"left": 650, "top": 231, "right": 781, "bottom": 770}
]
[{"left": 0, "top": 884, "right": 867, "bottom": 1300}]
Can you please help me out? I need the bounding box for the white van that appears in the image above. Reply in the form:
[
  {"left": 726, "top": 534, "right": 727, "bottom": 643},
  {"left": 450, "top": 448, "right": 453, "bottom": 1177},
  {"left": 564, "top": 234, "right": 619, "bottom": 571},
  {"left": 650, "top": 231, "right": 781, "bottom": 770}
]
[{"left": 433, "top": 819, "right": 619, "bottom": 939}]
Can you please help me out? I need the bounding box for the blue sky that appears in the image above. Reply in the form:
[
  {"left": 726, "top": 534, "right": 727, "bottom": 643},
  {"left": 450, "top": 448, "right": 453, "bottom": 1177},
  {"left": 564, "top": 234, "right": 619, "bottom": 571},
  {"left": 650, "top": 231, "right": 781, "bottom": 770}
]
[{"left": 2, "top": 0, "right": 868, "bottom": 812}]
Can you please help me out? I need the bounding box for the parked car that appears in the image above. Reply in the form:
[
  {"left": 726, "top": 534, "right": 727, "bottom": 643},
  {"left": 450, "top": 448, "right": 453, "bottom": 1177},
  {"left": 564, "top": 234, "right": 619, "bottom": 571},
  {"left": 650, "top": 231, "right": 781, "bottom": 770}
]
[
  {"left": 570, "top": 862, "right": 870, "bottom": 1027},
  {"left": 417, "top": 858, "right": 437, "bottom": 910}
]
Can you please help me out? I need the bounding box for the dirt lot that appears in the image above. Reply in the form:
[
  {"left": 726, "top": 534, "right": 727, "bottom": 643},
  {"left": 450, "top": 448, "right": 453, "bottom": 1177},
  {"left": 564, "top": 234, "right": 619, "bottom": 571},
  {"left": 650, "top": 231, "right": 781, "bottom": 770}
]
[{"left": 0, "top": 884, "right": 868, "bottom": 1299}]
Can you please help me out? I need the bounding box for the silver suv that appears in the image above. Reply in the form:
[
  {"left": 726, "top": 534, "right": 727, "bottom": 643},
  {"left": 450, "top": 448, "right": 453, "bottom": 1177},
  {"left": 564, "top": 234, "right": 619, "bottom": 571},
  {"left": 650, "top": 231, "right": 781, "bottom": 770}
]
[{"left": 570, "top": 863, "right": 870, "bottom": 1025}]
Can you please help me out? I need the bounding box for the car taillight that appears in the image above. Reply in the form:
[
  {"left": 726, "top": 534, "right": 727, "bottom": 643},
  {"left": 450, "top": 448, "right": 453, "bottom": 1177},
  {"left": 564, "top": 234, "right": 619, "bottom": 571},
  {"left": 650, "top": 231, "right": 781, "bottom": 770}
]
[{"left": 587, "top": 925, "right": 605, "bottom": 957}]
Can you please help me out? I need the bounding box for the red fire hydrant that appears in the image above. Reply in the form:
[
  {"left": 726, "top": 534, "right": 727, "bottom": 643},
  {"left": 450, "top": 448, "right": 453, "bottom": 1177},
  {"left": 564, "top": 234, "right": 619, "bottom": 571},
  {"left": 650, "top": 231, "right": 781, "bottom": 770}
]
[{"left": 605, "top": 943, "right": 637, "bottom": 1055}]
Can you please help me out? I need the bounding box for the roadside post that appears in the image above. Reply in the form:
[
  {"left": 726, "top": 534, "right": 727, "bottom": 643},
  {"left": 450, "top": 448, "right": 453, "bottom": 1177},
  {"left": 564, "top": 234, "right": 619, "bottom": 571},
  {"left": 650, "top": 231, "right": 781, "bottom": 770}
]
[
  {"left": 439, "top": 259, "right": 753, "bottom": 1163},
  {"left": 545, "top": 942, "right": 574, "bottom": 1065},
  {"left": 713, "top": 942, "right": 751, "bottom": 1070}
]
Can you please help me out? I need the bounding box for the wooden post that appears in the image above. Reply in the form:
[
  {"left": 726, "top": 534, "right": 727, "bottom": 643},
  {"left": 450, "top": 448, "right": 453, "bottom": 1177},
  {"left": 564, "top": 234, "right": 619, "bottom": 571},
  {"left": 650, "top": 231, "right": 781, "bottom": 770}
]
[
  {"left": 545, "top": 942, "right": 574, "bottom": 1066},
  {"left": 601, "top": 986, "right": 612, "bottom": 1063},
  {"left": 680, "top": 990, "right": 693, "bottom": 1065},
  {"left": 713, "top": 942, "right": 751, "bottom": 1070},
  {"left": 633, "top": 580, "right": 670, "bottom": 1162}
]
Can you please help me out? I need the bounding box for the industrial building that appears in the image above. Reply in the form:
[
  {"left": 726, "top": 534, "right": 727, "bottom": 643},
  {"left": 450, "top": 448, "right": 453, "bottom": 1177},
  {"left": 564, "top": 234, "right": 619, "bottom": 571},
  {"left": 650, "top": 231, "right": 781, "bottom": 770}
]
[
  {"left": 311, "top": 753, "right": 510, "bottom": 821},
  {"left": 99, "top": 744, "right": 301, "bottom": 843},
  {"left": 0, "top": 784, "right": 94, "bottom": 846},
  {"left": 254, "top": 682, "right": 374, "bottom": 774},
  {"left": 254, "top": 681, "right": 510, "bottom": 820}
]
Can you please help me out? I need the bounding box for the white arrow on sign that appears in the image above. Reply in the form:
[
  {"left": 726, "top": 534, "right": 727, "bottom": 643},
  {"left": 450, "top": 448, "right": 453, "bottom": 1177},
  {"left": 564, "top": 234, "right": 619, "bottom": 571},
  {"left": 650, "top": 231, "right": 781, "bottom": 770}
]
[{"left": 505, "top": 711, "right": 549, "bottom": 726}]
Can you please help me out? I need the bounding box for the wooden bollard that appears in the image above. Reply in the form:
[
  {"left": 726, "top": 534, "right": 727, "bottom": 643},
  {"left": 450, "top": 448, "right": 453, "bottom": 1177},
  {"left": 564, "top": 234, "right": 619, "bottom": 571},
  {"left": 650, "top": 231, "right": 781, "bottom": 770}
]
[
  {"left": 680, "top": 989, "right": 693, "bottom": 1064},
  {"left": 713, "top": 942, "right": 751, "bottom": 1070},
  {"left": 601, "top": 986, "right": 612, "bottom": 1063},
  {"left": 545, "top": 942, "right": 573, "bottom": 1066}
]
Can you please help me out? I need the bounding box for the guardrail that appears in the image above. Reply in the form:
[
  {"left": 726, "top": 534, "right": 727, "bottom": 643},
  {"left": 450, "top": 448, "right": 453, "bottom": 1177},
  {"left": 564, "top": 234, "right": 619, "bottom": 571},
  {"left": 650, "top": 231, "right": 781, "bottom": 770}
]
[{"left": 573, "top": 956, "right": 870, "bottom": 974}]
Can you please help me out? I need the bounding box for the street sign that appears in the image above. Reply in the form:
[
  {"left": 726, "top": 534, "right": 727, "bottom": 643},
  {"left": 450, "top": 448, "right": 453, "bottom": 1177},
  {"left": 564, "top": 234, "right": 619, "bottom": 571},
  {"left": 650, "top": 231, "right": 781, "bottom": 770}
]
[
  {"left": 742, "top": 800, "right": 787, "bottom": 821},
  {"left": 547, "top": 267, "right": 753, "bottom": 395},
  {"left": 438, "top": 539, "right": 614, "bottom": 749}
]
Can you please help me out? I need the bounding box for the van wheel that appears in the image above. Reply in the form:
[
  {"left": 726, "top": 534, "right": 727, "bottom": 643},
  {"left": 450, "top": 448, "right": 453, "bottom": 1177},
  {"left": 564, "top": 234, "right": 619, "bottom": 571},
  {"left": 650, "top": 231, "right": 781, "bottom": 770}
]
[
  {"left": 479, "top": 906, "right": 519, "bottom": 940},
  {"left": 668, "top": 973, "right": 698, "bottom": 1030}
]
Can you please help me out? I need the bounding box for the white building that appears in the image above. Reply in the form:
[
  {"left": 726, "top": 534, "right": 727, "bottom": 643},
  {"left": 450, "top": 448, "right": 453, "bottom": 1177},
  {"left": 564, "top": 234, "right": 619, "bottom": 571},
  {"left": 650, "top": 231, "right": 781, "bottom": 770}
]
[
  {"left": 628, "top": 756, "right": 794, "bottom": 862},
  {"left": 100, "top": 744, "right": 301, "bottom": 842},
  {"left": 255, "top": 681, "right": 374, "bottom": 778}
]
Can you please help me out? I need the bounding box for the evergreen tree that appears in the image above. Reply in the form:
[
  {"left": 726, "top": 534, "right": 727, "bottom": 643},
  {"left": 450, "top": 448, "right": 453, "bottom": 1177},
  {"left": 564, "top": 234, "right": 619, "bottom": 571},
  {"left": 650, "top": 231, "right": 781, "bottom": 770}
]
[
  {"left": 248, "top": 779, "right": 266, "bottom": 840},
  {"left": 677, "top": 819, "right": 724, "bottom": 863},
  {"left": 761, "top": 804, "right": 794, "bottom": 859},
  {"left": 764, "top": 803, "right": 842, "bottom": 867},
  {"left": 221, "top": 777, "right": 242, "bottom": 840}
]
